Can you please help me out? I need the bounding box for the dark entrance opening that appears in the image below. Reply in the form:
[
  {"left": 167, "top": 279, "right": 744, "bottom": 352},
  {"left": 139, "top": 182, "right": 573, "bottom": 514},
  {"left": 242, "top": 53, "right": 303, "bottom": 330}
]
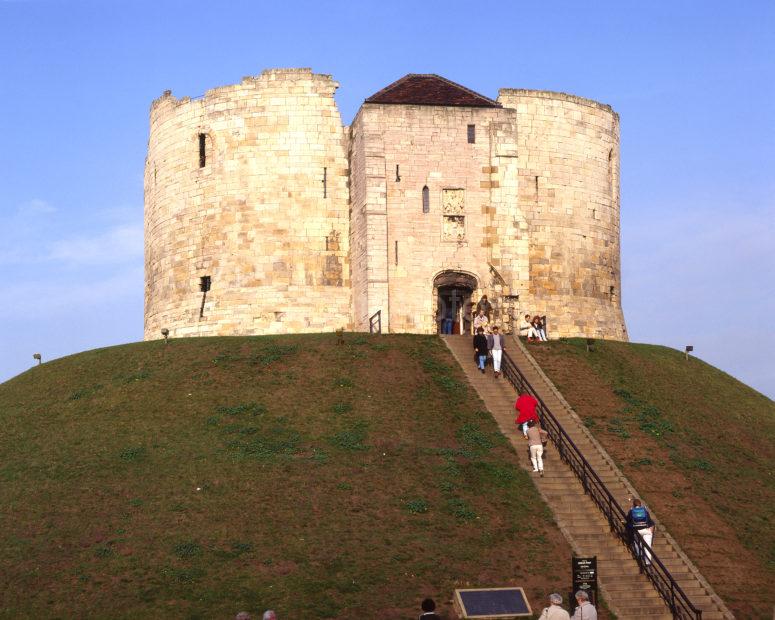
[{"left": 433, "top": 271, "right": 477, "bottom": 335}]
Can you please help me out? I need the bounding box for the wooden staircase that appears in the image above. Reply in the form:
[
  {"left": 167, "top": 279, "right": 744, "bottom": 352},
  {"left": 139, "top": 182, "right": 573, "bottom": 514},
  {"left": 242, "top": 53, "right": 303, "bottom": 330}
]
[{"left": 442, "top": 335, "right": 733, "bottom": 620}]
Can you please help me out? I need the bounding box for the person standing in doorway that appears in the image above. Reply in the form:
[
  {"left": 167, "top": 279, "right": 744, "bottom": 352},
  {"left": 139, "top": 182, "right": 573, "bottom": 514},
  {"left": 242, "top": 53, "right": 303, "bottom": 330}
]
[
  {"left": 487, "top": 325, "right": 505, "bottom": 378},
  {"left": 442, "top": 302, "right": 454, "bottom": 335},
  {"left": 462, "top": 301, "right": 473, "bottom": 335},
  {"left": 473, "top": 327, "right": 488, "bottom": 374},
  {"left": 626, "top": 498, "right": 655, "bottom": 565}
]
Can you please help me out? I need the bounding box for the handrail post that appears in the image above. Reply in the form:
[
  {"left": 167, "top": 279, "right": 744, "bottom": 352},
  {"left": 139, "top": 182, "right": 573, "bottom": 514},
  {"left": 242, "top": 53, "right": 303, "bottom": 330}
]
[{"left": 670, "top": 580, "right": 675, "bottom": 617}]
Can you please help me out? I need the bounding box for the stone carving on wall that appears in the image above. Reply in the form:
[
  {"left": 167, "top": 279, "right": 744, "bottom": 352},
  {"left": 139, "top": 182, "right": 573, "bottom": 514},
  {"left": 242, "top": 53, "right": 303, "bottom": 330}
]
[
  {"left": 442, "top": 189, "right": 465, "bottom": 215},
  {"left": 442, "top": 189, "right": 465, "bottom": 241}
]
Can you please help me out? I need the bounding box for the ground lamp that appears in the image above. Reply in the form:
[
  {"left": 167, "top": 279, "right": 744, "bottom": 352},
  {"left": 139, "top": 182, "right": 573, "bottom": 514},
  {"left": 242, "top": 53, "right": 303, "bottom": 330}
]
[
  {"left": 685, "top": 345, "right": 693, "bottom": 361},
  {"left": 33, "top": 353, "right": 41, "bottom": 365},
  {"left": 161, "top": 328, "right": 169, "bottom": 343}
]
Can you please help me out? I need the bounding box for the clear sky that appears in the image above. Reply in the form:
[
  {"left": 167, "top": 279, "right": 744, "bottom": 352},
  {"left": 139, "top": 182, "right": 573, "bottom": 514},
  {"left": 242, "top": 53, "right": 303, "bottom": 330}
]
[{"left": 1, "top": 0, "right": 773, "bottom": 398}]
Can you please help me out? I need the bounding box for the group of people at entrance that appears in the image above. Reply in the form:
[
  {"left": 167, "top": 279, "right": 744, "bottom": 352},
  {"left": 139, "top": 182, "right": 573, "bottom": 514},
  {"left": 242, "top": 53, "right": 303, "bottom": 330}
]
[{"left": 442, "top": 294, "right": 495, "bottom": 335}]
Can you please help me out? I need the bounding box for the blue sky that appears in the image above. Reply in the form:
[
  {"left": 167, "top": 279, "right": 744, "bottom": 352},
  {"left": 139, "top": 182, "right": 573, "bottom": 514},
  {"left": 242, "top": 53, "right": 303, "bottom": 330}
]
[{"left": 1, "top": 0, "right": 773, "bottom": 397}]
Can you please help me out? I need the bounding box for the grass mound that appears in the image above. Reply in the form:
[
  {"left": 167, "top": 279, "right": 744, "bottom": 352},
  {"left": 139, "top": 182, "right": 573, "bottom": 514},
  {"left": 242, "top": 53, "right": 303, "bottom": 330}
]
[
  {"left": 0, "top": 334, "right": 571, "bottom": 619},
  {"left": 528, "top": 338, "right": 775, "bottom": 618}
]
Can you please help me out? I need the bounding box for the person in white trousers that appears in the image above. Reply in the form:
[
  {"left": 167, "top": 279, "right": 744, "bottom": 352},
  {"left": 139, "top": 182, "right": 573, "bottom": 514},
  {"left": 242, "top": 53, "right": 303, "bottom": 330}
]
[
  {"left": 486, "top": 325, "right": 505, "bottom": 377},
  {"left": 626, "top": 497, "right": 655, "bottom": 565},
  {"left": 526, "top": 419, "right": 548, "bottom": 476}
]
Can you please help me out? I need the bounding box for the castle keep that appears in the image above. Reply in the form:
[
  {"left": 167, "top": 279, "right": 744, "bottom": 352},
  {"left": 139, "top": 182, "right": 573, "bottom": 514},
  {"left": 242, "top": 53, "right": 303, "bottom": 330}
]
[{"left": 144, "top": 69, "right": 627, "bottom": 340}]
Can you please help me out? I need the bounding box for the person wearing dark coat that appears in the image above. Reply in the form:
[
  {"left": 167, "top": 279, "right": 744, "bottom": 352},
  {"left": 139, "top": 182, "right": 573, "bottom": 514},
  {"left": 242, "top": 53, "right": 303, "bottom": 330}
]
[
  {"left": 473, "top": 327, "right": 488, "bottom": 374},
  {"left": 476, "top": 294, "right": 493, "bottom": 320},
  {"left": 419, "top": 598, "right": 442, "bottom": 620}
]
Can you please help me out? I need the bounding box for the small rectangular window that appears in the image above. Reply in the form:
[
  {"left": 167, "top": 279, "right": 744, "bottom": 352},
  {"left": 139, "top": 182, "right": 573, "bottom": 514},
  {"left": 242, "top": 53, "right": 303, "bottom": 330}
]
[
  {"left": 467, "top": 124, "right": 475, "bottom": 144},
  {"left": 200, "top": 275, "right": 211, "bottom": 292},
  {"left": 198, "top": 133, "right": 207, "bottom": 168}
]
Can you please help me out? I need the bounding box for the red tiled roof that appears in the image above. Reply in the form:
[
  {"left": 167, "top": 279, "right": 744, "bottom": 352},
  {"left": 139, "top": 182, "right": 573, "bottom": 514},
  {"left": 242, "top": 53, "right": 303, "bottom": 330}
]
[{"left": 364, "top": 74, "right": 501, "bottom": 108}]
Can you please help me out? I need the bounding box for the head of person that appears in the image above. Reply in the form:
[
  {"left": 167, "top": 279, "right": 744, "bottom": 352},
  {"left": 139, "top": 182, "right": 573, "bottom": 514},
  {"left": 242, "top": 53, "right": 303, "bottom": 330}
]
[
  {"left": 548, "top": 593, "right": 563, "bottom": 606},
  {"left": 492, "top": 325, "right": 499, "bottom": 333},
  {"left": 262, "top": 611, "right": 277, "bottom": 620},
  {"left": 525, "top": 314, "right": 531, "bottom": 320},
  {"left": 575, "top": 590, "right": 590, "bottom": 604},
  {"left": 482, "top": 295, "right": 488, "bottom": 301},
  {"left": 478, "top": 308, "right": 484, "bottom": 316},
  {"left": 477, "top": 327, "right": 484, "bottom": 334},
  {"left": 421, "top": 598, "right": 436, "bottom": 612},
  {"left": 235, "top": 613, "right": 251, "bottom": 620},
  {"left": 632, "top": 498, "right": 642, "bottom": 507},
  {"left": 527, "top": 419, "right": 536, "bottom": 428}
]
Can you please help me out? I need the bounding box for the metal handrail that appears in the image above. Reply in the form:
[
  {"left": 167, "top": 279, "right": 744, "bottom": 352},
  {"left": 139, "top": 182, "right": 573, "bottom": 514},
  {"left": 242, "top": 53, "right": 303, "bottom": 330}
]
[
  {"left": 369, "top": 310, "right": 382, "bottom": 334},
  {"left": 500, "top": 349, "right": 702, "bottom": 620}
]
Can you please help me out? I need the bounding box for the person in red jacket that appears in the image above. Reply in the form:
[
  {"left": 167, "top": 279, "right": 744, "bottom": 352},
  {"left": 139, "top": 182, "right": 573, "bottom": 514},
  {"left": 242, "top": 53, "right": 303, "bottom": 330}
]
[{"left": 515, "top": 392, "right": 539, "bottom": 438}]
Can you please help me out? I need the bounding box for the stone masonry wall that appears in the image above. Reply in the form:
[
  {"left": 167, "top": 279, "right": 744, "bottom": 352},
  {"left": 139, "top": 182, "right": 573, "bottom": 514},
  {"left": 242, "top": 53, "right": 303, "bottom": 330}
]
[
  {"left": 144, "top": 69, "right": 351, "bottom": 339},
  {"left": 498, "top": 90, "right": 627, "bottom": 340},
  {"left": 145, "top": 71, "right": 628, "bottom": 342},
  {"left": 351, "top": 103, "right": 530, "bottom": 334}
]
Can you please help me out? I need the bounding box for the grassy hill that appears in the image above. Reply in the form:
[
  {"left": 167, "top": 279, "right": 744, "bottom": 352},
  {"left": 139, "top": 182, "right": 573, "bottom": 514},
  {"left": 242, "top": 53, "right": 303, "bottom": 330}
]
[
  {"left": 0, "top": 334, "right": 573, "bottom": 619},
  {"left": 528, "top": 338, "right": 775, "bottom": 619}
]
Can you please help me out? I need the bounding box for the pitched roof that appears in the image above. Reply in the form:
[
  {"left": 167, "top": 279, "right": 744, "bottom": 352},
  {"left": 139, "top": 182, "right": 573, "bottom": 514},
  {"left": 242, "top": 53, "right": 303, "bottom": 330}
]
[{"left": 364, "top": 74, "right": 501, "bottom": 108}]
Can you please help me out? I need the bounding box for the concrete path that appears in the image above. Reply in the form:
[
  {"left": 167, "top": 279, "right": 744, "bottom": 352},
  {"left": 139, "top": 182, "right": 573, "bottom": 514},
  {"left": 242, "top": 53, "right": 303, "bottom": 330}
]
[{"left": 442, "top": 335, "right": 733, "bottom": 620}]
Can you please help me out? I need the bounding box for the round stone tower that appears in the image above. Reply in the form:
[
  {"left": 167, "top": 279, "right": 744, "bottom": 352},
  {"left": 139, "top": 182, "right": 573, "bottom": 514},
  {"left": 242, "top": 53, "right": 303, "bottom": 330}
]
[
  {"left": 498, "top": 89, "right": 627, "bottom": 340},
  {"left": 144, "top": 69, "right": 351, "bottom": 339}
]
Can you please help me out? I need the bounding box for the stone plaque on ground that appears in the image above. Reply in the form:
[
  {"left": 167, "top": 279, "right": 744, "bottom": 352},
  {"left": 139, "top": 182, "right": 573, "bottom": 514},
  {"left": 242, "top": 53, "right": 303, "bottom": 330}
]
[{"left": 453, "top": 587, "right": 532, "bottom": 618}]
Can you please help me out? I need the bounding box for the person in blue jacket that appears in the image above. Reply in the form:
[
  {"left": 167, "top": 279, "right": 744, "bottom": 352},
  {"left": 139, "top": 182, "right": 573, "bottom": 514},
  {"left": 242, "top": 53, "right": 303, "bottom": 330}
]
[{"left": 626, "top": 497, "right": 655, "bottom": 565}]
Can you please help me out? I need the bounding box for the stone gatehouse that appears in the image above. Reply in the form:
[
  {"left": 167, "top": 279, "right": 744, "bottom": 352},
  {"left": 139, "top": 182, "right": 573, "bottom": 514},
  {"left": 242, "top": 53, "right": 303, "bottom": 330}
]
[{"left": 144, "top": 69, "right": 627, "bottom": 340}]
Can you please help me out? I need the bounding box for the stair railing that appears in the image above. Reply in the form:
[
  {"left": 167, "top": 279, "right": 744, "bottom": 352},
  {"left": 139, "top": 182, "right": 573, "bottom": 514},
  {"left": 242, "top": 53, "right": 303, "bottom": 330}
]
[
  {"left": 500, "top": 349, "right": 702, "bottom": 620},
  {"left": 369, "top": 310, "right": 382, "bottom": 334}
]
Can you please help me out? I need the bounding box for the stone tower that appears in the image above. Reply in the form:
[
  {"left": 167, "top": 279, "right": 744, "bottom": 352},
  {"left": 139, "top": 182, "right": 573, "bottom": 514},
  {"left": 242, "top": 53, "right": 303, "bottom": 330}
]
[{"left": 144, "top": 69, "right": 627, "bottom": 341}]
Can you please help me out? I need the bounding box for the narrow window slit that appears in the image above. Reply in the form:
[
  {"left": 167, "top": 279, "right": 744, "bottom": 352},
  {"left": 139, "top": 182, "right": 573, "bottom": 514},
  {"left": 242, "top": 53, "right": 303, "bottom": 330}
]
[
  {"left": 323, "top": 167, "right": 327, "bottom": 198},
  {"left": 395, "top": 240, "right": 398, "bottom": 265},
  {"left": 198, "top": 133, "right": 207, "bottom": 168},
  {"left": 467, "top": 124, "right": 476, "bottom": 144},
  {"left": 199, "top": 276, "right": 211, "bottom": 319},
  {"left": 395, "top": 164, "right": 401, "bottom": 182},
  {"left": 422, "top": 185, "right": 429, "bottom": 213}
]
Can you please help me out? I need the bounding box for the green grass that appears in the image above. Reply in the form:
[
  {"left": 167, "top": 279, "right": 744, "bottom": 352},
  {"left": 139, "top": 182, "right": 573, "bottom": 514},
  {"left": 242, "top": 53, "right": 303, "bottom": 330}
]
[{"left": 0, "top": 333, "right": 571, "bottom": 619}]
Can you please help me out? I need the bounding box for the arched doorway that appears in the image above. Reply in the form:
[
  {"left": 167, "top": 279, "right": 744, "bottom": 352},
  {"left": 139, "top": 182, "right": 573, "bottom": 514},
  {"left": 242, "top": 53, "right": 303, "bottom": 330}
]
[{"left": 433, "top": 271, "right": 478, "bottom": 335}]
